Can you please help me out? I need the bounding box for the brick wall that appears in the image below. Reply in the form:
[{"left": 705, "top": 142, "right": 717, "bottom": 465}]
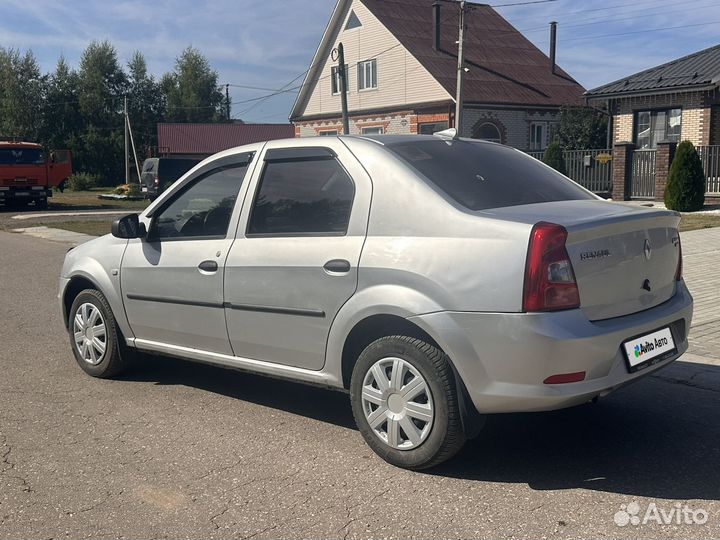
[
  {"left": 461, "top": 107, "right": 558, "bottom": 149},
  {"left": 295, "top": 111, "right": 415, "bottom": 137},
  {"left": 612, "top": 91, "right": 712, "bottom": 146}
]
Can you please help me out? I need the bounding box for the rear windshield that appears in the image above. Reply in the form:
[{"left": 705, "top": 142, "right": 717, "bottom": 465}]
[
  {"left": 0, "top": 148, "right": 45, "bottom": 165},
  {"left": 386, "top": 139, "right": 595, "bottom": 211}
]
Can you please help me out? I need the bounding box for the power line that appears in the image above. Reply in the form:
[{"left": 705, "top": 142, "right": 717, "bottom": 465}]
[
  {"left": 489, "top": 0, "right": 556, "bottom": 7},
  {"left": 555, "top": 20, "right": 720, "bottom": 43}
]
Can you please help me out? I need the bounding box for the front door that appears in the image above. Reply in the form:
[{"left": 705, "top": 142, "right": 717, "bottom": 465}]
[
  {"left": 224, "top": 142, "right": 372, "bottom": 370},
  {"left": 121, "top": 154, "right": 254, "bottom": 354}
]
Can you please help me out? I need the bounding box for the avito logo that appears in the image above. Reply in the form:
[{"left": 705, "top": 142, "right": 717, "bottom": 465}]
[{"left": 634, "top": 336, "right": 670, "bottom": 358}]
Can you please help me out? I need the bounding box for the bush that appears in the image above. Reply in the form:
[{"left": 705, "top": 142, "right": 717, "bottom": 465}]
[
  {"left": 664, "top": 141, "right": 706, "bottom": 212},
  {"left": 67, "top": 172, "right": 99, "bottom": 191},
  {"left": 127, "top": 183, "right": 141, "bottom": 197},
  {"left": 542, "top": 141, "right": 567, "bottom": 176}
]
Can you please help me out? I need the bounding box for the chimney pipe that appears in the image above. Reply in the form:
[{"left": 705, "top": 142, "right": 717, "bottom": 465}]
[
  {"left": 549, "top": 21, "right": 557, "bottom": 74},
  {"left": 433, "top": 1, "right": 441, "bottom": 51}
]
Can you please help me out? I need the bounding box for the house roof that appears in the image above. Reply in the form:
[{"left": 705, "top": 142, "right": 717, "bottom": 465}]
[
  {"left": 586, "top": 43, "right": 720, "bottom": 99},
  {"left": 291, "top": 0, "right": 585, "bottom": 119},
  {"left": 362, "top": 0, "right": 585, "bottom": 107},
  {"left": 157, "top": 123, "right": 294, "bottom": 155}
]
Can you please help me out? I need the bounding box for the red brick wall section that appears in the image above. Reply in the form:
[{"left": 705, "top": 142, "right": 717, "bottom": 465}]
[
  {"left": 654, "top": 141, "right": 677, "bottom": 202},
  {"left": 612, "top": 142, "right": 634, "bottom": 201}
]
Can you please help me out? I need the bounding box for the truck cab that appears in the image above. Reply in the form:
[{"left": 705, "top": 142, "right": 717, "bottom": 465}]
[{"left": 0, "top": 141, "right": 72, "bottom": 209}]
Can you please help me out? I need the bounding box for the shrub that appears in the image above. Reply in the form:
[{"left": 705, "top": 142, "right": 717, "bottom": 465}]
[
  {"left": 67, "top": 172, "right": 99, "bottom": 191},
  {"left": 664, "top": 141, "right": 706, "bottom": 212},
  {"left": 542, "top": 141, "right": 567, "bottom": 176},
  {"left": 127, "top": 183, "right": 141, "bottom": 197}
]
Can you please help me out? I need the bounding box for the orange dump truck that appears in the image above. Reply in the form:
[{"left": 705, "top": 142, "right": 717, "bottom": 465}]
[{"left": 0, "top": 141, "right": 72, "bottom": 209}]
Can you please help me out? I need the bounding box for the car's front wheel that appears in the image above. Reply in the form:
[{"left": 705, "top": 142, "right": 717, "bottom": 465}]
[
  {"left": 68, "top": 289, "right": 129, "bottom": 378},
  {"left": 350, "top": 336, "right": 466, "bottom": 470}
]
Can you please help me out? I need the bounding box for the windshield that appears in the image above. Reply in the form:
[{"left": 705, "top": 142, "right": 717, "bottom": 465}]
[
  {"left": 385, "top": 139, "right": 595, "bottom": 211},
  {"left": 0, "top": 148, "right": 45, "bottom": 165}
]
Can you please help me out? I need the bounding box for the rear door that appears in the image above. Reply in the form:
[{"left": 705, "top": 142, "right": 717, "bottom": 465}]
[
  {"left": 224, "top": 140, "right": 372, "bottom": 370},
  {"left": 121, "top": 151, "right": 254, "bottom": 353}
]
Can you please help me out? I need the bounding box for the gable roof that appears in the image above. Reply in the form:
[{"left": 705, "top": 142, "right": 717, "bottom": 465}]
[
  {"left": 361, "top": 0, "right": 584, "bottom": 107},
  {"left": 290, "top": 0, "right": 585, "bottom": 119},
  {"left": 586, "top": 43, "right": 720, "bottom": 99},
  {"left": 157, "top": 123, "right": 294, "bottom": 155}
]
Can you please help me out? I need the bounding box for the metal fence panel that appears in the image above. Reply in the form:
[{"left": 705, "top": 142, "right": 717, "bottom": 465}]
[
  {"left": 696, "top": 145, "right": 720, "bottom": 195},
  {"left": 525, "top": 149, "right": 612, "bottom": 194},
  {"left": 631, "top": 150, "right": 656, "bottom": 199}
]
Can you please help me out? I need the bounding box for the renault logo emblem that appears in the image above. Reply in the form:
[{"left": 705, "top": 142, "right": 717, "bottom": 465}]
[{"left": 644, "top": 239, "right": 652, "bottom": 260}]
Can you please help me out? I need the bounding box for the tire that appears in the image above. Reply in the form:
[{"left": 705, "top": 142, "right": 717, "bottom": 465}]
[
  {"left": 35, "top": 199, "right": 48, "bottom": 210},
  {"left": 350, "top": 336, "right": 466, "bottom": 470},
  {"left": 68, "top": 289, "right": 129, "bottom": 378}
]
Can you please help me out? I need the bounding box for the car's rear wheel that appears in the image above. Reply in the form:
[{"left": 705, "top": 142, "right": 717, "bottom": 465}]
[
  {"left": 350, "top": 336, "right": 466, "bottom": 470},
  {"left": 68, "top": 289, "right": 129, "bottom": 378}
]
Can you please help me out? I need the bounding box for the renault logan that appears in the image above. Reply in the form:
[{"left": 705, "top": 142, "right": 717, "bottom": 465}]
[{"left": 59, "top": 135, "right": 693, "bottom": 469}]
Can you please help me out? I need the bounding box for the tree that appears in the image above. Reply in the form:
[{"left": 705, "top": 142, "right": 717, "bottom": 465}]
[
  {"left": 42, "top": 56, "right": 82, "bottom": 151},
  {"left": 76, "top": 41, "right": 128, "bottom": 184},
  {"left": 554, "top": 106, "right": 608, "bottom": 150},
  {"left": 126, "top": 51, "right": 163, "bottom": 158},
  {"left": 0, "top": 47, "right": 45, "bottom": 141},
  {"left": 542, "top": 141, "right": 567, "bottom": 175},
  {"left": 664, "top": 141, "right": 706, "bottom": 212},
  {"left": 162, "top": 47, "right": 224, "bottom": 122}
]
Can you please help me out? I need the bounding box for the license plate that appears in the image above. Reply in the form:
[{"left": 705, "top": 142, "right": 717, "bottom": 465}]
[
  {"left": 622, "top": 326, "right": 676, "bottom": 372},
  {"left": 141, "top": 187, "right": 148, "bottom": 192}
]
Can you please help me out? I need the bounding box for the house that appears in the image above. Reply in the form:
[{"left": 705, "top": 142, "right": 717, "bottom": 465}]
[
  {"left": 156, "top": 122, "right": 295, "bottom": 159},
  {"left": 585, "top": 44, "right": 720, "bottom": 202},
  {"left": 290, "top": 0, "right": 586, "bottom": 151}
]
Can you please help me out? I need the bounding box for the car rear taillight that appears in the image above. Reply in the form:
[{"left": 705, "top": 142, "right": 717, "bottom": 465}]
[
  {"left": 154, "top": 177, "right": 159, "bottom": 185},
  {"left": 523, "top": 222, "right": 580, "bottom": 312},
  {"left": 675, "top": 236, "right": 683, "bottom": 281}
]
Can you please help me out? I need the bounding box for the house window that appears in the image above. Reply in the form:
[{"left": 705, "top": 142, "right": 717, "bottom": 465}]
[
  {"left": 318, "top": 129, "right": 339, "bottom": 136},
  {"left": 361, "top": 126, "right": 384, "bottom": 134},
  {"left": 635, "top": 108, "right": 681, "bottom": 149},
  {"left": 530, "top": 122, "right": 547, "bottom": 150},
  {"left": 357, "top": 59, "right": 377, "bottom": 91},
  {"left": 331, "top": 65, "right": 349, "bottom": 95},
  {"left": 418, "top": 121, "right": 449, "bottom": 135},
  {"left": 474, "top": 122, "right": 502, "bottom": 143}
]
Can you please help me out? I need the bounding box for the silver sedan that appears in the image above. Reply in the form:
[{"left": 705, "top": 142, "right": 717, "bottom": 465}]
[{"left": 59, "top": 135, "right": 692, "bottom": 469}]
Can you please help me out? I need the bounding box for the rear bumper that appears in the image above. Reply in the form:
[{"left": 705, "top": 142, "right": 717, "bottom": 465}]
[{"left": 409, "top": 281, "right": 693, "bottom": 413}]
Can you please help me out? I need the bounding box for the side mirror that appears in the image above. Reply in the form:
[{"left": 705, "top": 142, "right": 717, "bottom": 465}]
[{"left": 111, "top": 213, "right": 146, "bottom": 239}]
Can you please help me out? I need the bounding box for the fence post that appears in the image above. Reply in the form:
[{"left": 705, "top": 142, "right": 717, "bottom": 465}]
[
  {"left": 654, "top": 141, "right": 677, "bottom": 203},
  {"left": 612, "top": 142, "right": 634, "bottom": 201}
]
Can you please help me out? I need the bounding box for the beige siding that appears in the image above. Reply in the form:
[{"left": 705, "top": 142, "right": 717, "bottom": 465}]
[{"left": 301, "top": 0, "right": 451, "bottom": 119}]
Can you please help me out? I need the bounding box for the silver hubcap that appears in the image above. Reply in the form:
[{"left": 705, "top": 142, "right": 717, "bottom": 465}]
[
  {"left": 361, "top": 357, "right": 434, "bottom": 450},
  {"left": 72, "top": 303, "right": 107, "bottom": 365}
]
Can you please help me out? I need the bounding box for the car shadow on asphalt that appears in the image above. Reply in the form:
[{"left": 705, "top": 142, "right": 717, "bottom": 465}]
[{"left": 123, "top": 356, "right": 719, "bottom": 500}]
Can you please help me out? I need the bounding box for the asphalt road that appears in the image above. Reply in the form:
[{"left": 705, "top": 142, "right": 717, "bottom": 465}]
[{"left": 1, "top": 230, "right": 719, "bottom": 539}]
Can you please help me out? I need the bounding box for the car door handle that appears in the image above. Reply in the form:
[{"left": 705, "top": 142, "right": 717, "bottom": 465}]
[
  {"left": 198, "top": 260, "right": 218, "bottom": 273},
  {"left": 323, "top": 259, "right": 351, "bottom": 273}
]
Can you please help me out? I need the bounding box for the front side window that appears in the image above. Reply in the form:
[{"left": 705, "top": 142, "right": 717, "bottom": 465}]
[
  {"left": 151, "top": 163, "right": 249, "bottom": 239},
  {"left": 473, "top": 122, "right": 502, "bottom": 143},
  {"left": 357, "top": 59, "right": 377, "bottom": 91},
  {"left": 530, "top": 122, "right": 547, "bottom": 150},
  {"left": 635, "top": 108, "right": 681, "bottom": 149},
  {"left": 418, "top": 121, "right": 449, "bottom": 135},
  {"left": 248, "top": 156, "right": 354, "bottom": 235},
  {"left": 331, "top": 65, "right": 349, "bottom": 95},
  {"left": 386, "top": 139, "right": 594, "bottom": 211}
]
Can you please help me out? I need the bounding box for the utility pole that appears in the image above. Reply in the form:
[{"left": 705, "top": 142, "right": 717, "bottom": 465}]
[
  {"left": 337, "top": 42, "right": 350, "bottom": 135},
  {"left": 124, "top": 95, "right": 129, "bottom": 183},
  {"left": 454, "top": 0, "right": 467, "bottom": 138},
  {"left": 225, "top": 84, "right": 231, "bottom": 121}
]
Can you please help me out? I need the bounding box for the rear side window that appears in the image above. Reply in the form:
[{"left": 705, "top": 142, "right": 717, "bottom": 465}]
[
  {"left": 386, "top": 139, "right": 595, "bottom": 211},
  {"left": 248, "top": 156, "right": 354, "bottom": 235}
]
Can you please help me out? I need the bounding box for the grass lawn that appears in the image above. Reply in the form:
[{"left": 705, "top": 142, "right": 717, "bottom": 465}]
[
  {"left": 50, "top": 189, "right": 150, "bottom": 211},
  {"left": 679, "top": 213, "right": 720, "bottom": 232}
]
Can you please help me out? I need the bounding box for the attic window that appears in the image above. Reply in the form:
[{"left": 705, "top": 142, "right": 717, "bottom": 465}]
[{"left": 345, "top": 10, "right": 362, "bottom": 30}]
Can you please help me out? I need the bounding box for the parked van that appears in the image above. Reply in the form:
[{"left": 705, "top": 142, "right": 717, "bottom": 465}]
[{"left": 140, "top": 157, "right": 201, "bottom": 199}]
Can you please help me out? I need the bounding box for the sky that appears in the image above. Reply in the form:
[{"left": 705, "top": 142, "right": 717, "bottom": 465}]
[{"left": 2, "top": 0, "right": 720, "bottom": 124}]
